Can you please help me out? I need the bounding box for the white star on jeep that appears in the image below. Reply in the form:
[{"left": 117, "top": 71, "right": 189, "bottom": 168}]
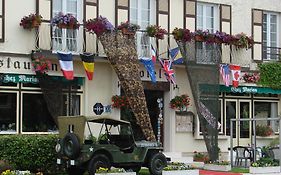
[{"left": 89, "top": 147, "right": 94, "bottom": 152}]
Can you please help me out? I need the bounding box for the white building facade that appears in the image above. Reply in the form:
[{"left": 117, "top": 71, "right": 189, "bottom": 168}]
[{"left": 0, "top": 0, "right": 281, "bottom": 155}]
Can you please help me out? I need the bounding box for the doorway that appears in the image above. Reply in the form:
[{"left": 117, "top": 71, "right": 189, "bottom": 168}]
[
  {"left": 225, "top": 99, "right": 252, "bottom": 146},
  {"left": 144, "top": 90, "right": 164, "bottom": 144}
]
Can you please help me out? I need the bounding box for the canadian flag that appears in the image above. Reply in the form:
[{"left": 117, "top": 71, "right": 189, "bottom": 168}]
[{"left": 230, "top": 65, "right": 241, "bottom": 87}]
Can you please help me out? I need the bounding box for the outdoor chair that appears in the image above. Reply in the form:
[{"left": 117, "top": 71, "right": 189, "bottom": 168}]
[{"left": 233, "top": 146, "right": 253, "bottom": 167}]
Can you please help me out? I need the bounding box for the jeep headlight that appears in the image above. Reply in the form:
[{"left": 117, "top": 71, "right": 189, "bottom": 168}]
[{"left": 55, "top": 143, "right": 61, "bottom": 153}]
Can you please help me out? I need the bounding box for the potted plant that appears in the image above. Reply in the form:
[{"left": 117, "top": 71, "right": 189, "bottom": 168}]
[
  {"left": 111, "top": 95, "right": 130, "bottom": 109},
  {"left": 117, "top": 21, "right": 140, "bottom": 35},
  {"left": 163, "top": 162, "right": 199, "bottom": 175},
  {"left": 256, "top": 124, "right": 273, "bottom": 137},
  {"left": 85, "top": 16, "right": 114, "bottom": 36},
  {"left": 31, "top": 54, "right": 51, "bottom": 74},
  {"left": 193, "top": 151, "right": 209, "bottom": 162},
  {"left": 170, "top": 94, "right": 191, "bottom": 112},
  {"left": 235, "top": 33, "right": 254, "bottom": 49},
  {"left": 146, "top": 25, "right": 167, "bottom": 40},
  {"left": 172, "top": 28, "right": 193, "bottom": 42},
  {"left": 250, "top": 157, "right": 280, "bottom": 174},
  {"left": 204, "top": 161, "right": 231, "bottom": 172},
  {"left": 51, "top": 12, "right": 80, "bottom": 29},
  {"left": 242, "top": 72, "right": 260, "bottom": 83},
  {"left": 20, "top": 13, "right": 42, "bottom": 30}
]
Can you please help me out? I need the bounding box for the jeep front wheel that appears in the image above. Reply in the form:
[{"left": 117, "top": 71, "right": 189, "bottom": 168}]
[
  {"left": 88, "top": 154, "right": 110, "bottom": 175},
  {"left": 148, "top": 152, "right": 167, "bottom": 175}
]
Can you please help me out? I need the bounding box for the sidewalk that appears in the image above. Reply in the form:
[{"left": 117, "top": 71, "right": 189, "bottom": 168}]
[{"left": 200, "top": 170, "right": 242, "bottom": 175}]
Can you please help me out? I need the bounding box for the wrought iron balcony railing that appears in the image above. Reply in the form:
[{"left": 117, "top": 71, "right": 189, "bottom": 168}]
[{"left": 263, "top": 46, "right": 281, "bottom": 61}]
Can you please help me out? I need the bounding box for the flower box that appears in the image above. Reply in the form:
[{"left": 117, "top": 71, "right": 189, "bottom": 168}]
[
  {"left": 249, "top": 166, "right": 281, "bottom": 174},
  {"left": 96, "top": 173, "right": 136, "bottom": 175},
  {"left": 163, "top": 169, "right": 199, "bottom": 175},
  {"left": 204, "top": 164, "right": 231, "bottom": 172}
]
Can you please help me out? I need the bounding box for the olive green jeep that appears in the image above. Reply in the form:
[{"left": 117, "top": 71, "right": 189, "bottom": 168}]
[{"left": 56, "top": 115, "right": 167, "bottom": 175}]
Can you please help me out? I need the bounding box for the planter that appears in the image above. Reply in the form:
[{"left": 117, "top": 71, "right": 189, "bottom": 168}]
[
  {"left": 249, "top": 166, "right": 281, "bottom": 174},
  {"left": 96, "top": 173, "right": 136, "bottom": 175},
  {"left": 163, "top": 169, "right": 199, "bottom": 175},
  {"left": 204, "top": 164, "right": 231, "bottom": 172}
]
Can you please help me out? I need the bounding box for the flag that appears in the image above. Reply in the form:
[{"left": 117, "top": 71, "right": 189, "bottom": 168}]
[
  {"left": 219, "top": 64, "right": 230, "bottom": 86},
  {"left": 57, "top": 52, "right": 74, "bottom": 80},
  {"left": 80, "top": 53, "right": 95, "bottom": 80},
  {"left": 170, "top": 47, "right": 183, "bottom": 64},
  {"left": 140, "top": 58, "right": 156, "bottom": 83},
  {"left": 161, "top": 59, "right": 176, "bottom": 84},
  {"left": 230, "top": 64, "right": 241, "bottom": 87},
  {"left": 151, "top": 45, "right": 157, "bottom": 63}
]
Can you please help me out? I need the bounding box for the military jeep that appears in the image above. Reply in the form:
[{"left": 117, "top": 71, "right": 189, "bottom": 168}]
[{"left": 56, "top": 115, "right": 167, "bottom": 175}]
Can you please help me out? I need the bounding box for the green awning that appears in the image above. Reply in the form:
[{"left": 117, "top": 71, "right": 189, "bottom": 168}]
[
  {"left": 220, "top": 85, "right": 281, "bottom": 94},
  {"left": 0, "top": 74, "right": 84, "bottom": 85}
]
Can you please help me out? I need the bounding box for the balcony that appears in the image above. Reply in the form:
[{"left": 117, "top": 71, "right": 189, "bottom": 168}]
[
  {"left": 37, "top": 22, "right": 104, "bottom": 55},
  {"left": 263, "top": 46, "right": 281, "bottom": 61}
]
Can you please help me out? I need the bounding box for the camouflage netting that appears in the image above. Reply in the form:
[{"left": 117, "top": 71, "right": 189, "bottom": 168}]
[
  {"left": 98, "top": 31, "right": 156, "bottom": 141},
  {"left": 177, "top": 41, "right": 220, "bottom": 161}
]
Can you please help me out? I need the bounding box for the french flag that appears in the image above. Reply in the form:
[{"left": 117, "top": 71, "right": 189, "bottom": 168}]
[{"left": 57, "top": 52, "right": 74, "bottom": 80}]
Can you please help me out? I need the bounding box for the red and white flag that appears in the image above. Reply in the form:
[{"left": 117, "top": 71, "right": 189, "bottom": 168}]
[
  {"left": 230, "top": 64, "right": 241, "bottom": 87},
  {"left": 57, "top": 52, "right": 74, "bottom": 80},
  {"left": 151, "top": 45, "right": 157, "bottom": 63}
]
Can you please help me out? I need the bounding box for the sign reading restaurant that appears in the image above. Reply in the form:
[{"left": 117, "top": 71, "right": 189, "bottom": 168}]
[{"left": 0, "top": 56, "right": 167, "bottom": 82}]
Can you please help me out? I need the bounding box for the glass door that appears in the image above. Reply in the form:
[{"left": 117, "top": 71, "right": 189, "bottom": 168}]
[{"left": 225, "top": 100, "right": 251, "bottom": 146}]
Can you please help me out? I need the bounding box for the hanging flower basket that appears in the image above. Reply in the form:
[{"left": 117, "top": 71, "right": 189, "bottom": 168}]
[
  {"left": 117, "top": 21, "right": 140, "bottom": 36},
  {"left": 170, "top": 94, "right": 191, "bottom": 112},
  {"left": 31, "top": 52, "right": 51, "bottom": 74},
  {"left": 146, "top": 25, "right": 167, "bottom": 40},
  {"left": 20, "top": 13, "right": 42, "bottom": 30},
  {"left": 242, "top": 72, "right": 260, "bottom": 83},
  {"left": 85, "top": 16, "right": 114, "bottom": 36},
  {"left": 51, "top": 12, "right": 80, "bottom": 29}
]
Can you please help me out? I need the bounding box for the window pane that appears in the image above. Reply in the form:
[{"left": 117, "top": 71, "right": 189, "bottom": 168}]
[
  {"left": 226, "top": 101, "right": 236, "bottom": 137},
  {"left": 255, "top": 102, "right": 278, "bottom": 133},
  {"left": 142, "top": 0, "right": 149, "bottom": 9},
  {"left": 22, "top": 94, "right": 57, "bottom": 132},
  {"left": 270, "top": 14, "right": 277, "bottom": 23},
  {"left": 67, "top": 0, "right": 77, "bottom": 15},
  {"left": 206, "top": 6, "right": 214, "bottom": 17},
  {"left": 53, "top": 0, "right": 62, "bottom": 14},
  {"left": 197, "top": 5, "right": 203, "bottom": 16},
  {"left": 0, "top": 93, "right": 17, "bottom": 133}
]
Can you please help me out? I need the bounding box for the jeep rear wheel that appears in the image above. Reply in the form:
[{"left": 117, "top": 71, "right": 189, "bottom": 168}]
[
  {"left": 88, "top": 154, "right": 110, "bottom": 175},
  {"left": 124, "top": 165, "right": 142, "bottom": 173},
  {"left": 148, "top": 153, "right": 167, "bottom": 175},
  {"left": 62, "top": 132, "right": 80, "bottom": 159}
]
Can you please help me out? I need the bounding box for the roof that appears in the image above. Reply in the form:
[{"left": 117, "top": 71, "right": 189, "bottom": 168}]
[{"left": 59, "top": 115, "right": 130, "bottom": 125}]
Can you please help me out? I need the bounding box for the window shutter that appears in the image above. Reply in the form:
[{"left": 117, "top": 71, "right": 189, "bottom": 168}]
[
  {"left": 220, "top": 4, "right": 231, "bottom": 63},
  {"left": 36, "top": 0, "right": 52, "bottom": 50},
  {"left": 157, "top": 0, "right": 169, "bottom": 56},
  {"left": 115, "top": 0, "right": 129, "bottom": 27},
  {"left": 0, "top": 0, "right": 4, "bottom": 42},
  {"left": 84, "top": 0, "right": 98, "bottom": 53},
  {"left": 252, "top": 9, "right": 263, "bottom": 61},
  {"left": 184, "top": 0, "right": 196, "bottom": 31}
]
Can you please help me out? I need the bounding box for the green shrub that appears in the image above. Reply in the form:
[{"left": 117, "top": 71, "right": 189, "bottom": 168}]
[
  {"left": 0, "top": 160, "right": 13, "bottom": 173},
  {"left": 0, "top": 135, "right": 59, "bottom": 174}
]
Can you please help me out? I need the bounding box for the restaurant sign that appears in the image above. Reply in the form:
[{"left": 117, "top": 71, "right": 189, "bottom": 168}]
[{"left": 1, "top": 74, "right": 38, "bottom": 84}]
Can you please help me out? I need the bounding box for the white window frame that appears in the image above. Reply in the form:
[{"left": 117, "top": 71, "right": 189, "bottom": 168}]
[
  {"left": 263, "top": 12, "right": 279, "bottom": 60},
  {"left": 130, "top": 0, "right": 156, "bottom": 58},
  {"left": 52, "top": 0, "right": 83, "bottom": 54},
  {"left": 196, "top": 3, "right": 219, "bottom": 33}
]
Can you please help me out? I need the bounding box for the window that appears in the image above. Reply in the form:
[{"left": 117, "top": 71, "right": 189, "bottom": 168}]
[
  {"left": 22, "top": 93, "right": 57, "bottom": 132},
  {"left": 0, "top": 0, "right": 4, "bottom": 42},
  {"left": 0, "top": 93, "right": 17, "bottom": 133},
  {"left": 196, "top": 3, "right": 219, "bottom": 64},
  {"left": 254, "top": 101, "right": 279, "bottom": 133},
  {"left": 130, "top": 0, "right": 156, "bottom": 57},
  {"left": 52, "top": 0, "right": 82, "bottom": 53},
  {"left": 263, "top": 12, "right": 279, "bottom": 60},
  {"left": 0, "top": 79, "right": 83, "bottom": 134}
]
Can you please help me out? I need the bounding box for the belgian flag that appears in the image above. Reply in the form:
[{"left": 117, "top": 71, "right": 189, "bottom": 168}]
[{"left": 80, "top": 53, "right": 95, "bottom": 80}]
